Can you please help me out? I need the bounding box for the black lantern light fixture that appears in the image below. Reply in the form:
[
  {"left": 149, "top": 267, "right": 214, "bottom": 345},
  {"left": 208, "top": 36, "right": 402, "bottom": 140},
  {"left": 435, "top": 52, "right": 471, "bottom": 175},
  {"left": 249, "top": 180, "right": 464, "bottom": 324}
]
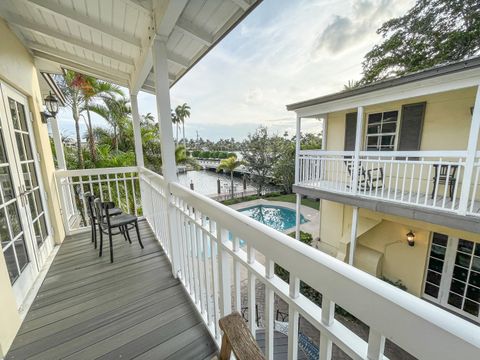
[
  {"left": 41, "top": 91, "right": 59, "bottom": 123},
  {"left": 406, "top": 230, "right": 415, "bottom": 247}
]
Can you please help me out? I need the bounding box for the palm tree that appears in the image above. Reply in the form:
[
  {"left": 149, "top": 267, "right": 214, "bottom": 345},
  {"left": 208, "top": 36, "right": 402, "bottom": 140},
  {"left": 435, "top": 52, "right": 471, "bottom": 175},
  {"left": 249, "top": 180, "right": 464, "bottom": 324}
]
[
  {"left": 88, "top": 97, "right": 131, "bottom": 152},
  {"left": 173, "top": 103, "right": 191, "bottom": 147},
  {"left": 216, "top": 156, "right": 244, "bottom": 199},
  {"left": 56, "top": 71, "right": 85, "bottom": 168},
  {"left": 80, "top": 77, "right": 123, "bottom": 162}
]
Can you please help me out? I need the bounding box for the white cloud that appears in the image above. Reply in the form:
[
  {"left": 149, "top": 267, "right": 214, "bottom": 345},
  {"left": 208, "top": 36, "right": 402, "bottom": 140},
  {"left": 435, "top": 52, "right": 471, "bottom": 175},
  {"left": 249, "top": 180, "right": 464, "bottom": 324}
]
[{"left": 56, "top": 0, "right": 413, "bottom": 141}]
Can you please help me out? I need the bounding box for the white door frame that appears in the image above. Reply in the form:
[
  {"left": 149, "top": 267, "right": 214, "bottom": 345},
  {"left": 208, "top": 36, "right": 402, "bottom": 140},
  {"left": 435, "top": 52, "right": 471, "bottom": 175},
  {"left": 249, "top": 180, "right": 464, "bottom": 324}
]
[{"left": 0, "top": 82, "right": 54, "bottom": 307}]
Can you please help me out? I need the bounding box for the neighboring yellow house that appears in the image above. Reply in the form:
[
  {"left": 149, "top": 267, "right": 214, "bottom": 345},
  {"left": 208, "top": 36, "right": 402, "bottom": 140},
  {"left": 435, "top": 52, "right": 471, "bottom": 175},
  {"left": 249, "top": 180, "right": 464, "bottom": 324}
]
[{"left": 287, "top": 58, "right": 480, "bottom": 324}]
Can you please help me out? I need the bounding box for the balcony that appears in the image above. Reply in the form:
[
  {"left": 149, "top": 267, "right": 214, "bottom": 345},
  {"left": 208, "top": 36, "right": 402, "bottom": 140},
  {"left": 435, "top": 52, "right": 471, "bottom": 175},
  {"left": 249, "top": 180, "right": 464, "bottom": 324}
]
[
  {"left": 9, "top": 166, "right": 472, "bottom": 359},
  {"left": 294, "top": 149, "right": 480, "bottom": 233}
]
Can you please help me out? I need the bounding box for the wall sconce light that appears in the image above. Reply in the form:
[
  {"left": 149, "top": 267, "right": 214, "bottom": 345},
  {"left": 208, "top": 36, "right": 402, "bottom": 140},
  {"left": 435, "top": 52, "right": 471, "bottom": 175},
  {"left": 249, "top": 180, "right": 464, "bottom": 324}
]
[
  {"left": 40, "top": 92, "right": 59, "bottom": 124},
  {"left": 406, "top": 230, "right": 415, "bottom": 247}
]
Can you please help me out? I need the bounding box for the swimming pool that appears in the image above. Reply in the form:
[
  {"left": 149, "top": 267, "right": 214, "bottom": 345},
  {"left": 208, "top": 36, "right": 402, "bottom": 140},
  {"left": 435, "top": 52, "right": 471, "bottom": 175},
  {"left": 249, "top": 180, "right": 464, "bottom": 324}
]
[{"left": 238, "top": 204, "right": 308, "bottom": 232}]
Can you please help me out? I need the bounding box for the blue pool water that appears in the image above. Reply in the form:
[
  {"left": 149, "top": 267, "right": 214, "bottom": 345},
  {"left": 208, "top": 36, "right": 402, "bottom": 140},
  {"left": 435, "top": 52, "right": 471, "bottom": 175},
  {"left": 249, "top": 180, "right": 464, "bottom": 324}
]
[{"left": 238, "top": 205, "right": 307, "bottom": 232}]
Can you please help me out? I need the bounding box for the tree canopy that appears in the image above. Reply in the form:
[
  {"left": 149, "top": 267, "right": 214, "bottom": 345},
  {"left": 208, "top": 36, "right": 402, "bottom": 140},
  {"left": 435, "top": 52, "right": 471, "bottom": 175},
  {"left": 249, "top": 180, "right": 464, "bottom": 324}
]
[{"left": 361, "top": 0, "right": 480, "bottom": 84}]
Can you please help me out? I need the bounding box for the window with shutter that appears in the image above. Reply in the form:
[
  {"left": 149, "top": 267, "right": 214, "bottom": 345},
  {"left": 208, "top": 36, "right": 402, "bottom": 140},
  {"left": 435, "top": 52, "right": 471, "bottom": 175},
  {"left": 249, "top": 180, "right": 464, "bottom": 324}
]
[{"left": 398, "top": 102, "right": 426, "bottom": 151}]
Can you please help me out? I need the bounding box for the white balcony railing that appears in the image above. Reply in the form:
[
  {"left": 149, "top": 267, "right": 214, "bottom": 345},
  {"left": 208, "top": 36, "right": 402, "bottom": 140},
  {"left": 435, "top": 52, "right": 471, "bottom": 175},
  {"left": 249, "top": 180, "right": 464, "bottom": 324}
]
[
  {"left": 297, "top": 150, "right": 480, "bottom": 217},
  {"left": 137, "top": 167, "right": 479, "bottom": 360},
  {"left": 55, "top": 167, "right": 141, "bottom": 234}
]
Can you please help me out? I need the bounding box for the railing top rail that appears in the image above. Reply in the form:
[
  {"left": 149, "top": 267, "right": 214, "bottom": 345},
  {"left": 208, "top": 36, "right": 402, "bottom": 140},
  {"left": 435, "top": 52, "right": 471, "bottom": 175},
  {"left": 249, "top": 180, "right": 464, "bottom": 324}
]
[
  {"left": 165, "top": 180, "right": 480, "bottom": 359},
  {"left": 298, "top": 149, "right": 468, "bottom": 158},
  {"left": 299, "top": 150, "right": 353, "bottom": 156},
  {"left": 55, "top": 166, "right": 140, "bottom": 177},
  {"left": 139, "top": 167, "right": 167, "bottom": 186}
]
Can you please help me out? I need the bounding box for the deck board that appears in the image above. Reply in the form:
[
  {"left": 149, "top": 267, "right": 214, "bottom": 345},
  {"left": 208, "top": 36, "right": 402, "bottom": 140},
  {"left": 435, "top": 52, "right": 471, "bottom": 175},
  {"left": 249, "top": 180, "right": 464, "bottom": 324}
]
[{"left": 6, "top": 220, "right": 217, "bottom": 360}]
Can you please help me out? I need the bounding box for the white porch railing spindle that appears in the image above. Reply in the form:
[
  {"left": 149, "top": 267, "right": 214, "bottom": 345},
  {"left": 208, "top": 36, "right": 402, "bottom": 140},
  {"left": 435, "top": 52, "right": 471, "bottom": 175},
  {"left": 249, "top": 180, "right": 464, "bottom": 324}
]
[{"left": 131, "top": 169, "right": 480, "bottom": 360}]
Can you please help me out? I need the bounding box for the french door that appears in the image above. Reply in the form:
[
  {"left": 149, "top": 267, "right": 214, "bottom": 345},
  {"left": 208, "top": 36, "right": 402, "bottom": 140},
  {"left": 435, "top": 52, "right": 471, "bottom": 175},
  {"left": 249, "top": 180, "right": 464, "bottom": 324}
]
[
  {"left": 0, "top": 82, "right": 53, "bottom": 307},
  {"left": 423, "top": 232, "right": 480, "bottom": 322}
]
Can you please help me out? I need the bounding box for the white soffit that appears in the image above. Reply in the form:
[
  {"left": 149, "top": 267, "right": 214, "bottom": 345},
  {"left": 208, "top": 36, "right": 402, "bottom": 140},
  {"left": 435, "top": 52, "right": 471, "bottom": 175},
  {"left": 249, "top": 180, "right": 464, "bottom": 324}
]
[{"left": 0, "top": 0, "right": 262, "bottom": 92}]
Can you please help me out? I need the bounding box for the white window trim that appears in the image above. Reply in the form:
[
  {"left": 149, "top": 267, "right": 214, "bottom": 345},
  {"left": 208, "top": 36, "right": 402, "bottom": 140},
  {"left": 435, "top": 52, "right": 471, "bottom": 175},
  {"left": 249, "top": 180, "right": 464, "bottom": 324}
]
[
  {"left": 363, "top": 108, "right": 401, "bottom": 151},
  {"left": 422, "top": 232, "right": 480, "bottom": 323}
]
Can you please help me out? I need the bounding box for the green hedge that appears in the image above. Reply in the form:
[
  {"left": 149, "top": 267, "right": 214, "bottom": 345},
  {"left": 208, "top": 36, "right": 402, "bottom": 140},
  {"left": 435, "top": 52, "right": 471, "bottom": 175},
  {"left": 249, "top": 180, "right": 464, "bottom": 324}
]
[{"left": 191, "top": 150, "right": 237, "bottom": 159}]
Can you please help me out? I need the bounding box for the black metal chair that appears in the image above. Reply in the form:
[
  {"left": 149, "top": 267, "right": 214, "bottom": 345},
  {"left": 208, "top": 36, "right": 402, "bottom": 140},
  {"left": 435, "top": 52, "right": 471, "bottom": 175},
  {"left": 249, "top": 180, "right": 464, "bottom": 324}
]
[
  {"left": 84, "top": 192, "right": 123, "bottom": 248},
  {"left": 431, "top": 164, "right": 458, "bottom": 201},
  {"left": 345, "top": 162, "right": 383, "bottom": 191},
  {"left": 94, "top": 198, "right": 143, "bottom": 263}
]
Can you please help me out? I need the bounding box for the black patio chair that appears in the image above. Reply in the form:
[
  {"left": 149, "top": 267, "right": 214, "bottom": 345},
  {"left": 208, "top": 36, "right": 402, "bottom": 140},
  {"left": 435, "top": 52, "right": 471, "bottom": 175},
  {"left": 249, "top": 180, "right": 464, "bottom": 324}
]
[
  {"left": 345, "top": 162, "right": 383, "bottom": 192},
  {"left": 431, "top": 164, "right": 458, "bottom": 201},
  {"left": 84, "top": 192, "right": 123, "bottom": 248},
  {"left": 94, "top": 198, "right": 143, "bottom": 263}
]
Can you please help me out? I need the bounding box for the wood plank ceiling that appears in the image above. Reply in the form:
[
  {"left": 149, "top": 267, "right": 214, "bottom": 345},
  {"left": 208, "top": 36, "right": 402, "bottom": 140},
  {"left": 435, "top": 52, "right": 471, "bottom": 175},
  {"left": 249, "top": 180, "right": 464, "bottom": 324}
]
[{"left": 0, "top": 0, "right": 261, "bottom": 92}]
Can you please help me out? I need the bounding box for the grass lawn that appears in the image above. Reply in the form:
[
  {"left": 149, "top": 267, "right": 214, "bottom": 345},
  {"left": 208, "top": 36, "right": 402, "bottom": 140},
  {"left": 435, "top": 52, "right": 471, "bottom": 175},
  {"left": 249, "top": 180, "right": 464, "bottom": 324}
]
[{"left": 267, "top": 193, "right": 320, "bottom": 210}]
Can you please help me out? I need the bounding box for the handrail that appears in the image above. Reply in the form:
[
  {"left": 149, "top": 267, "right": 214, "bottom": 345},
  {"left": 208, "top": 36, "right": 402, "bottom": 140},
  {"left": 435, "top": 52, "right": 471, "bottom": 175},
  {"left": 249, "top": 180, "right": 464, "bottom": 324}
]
[
  {"left": 298, "top": 149, "right": 468, "bottom": 158},
  {"left": 165, "top": 179, "right": 480, "bottom": 359},
  {"left": 55, "top": 166, "right": 139, "bottom": 177}
]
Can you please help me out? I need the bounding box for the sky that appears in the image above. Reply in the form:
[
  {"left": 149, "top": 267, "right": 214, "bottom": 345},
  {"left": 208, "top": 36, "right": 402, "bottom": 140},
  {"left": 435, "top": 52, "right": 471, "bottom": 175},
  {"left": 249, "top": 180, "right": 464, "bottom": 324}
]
[{"left": 55, "top": 0, "right": 414, "bottom": 141}]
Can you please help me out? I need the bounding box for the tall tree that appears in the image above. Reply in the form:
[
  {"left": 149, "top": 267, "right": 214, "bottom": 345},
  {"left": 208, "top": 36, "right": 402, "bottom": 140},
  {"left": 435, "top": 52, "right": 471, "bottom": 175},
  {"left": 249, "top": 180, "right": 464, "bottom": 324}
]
[
  {"left": 174, "top": 103, "right": 191, "bottom": 147},
  {"left": 241, "top": 127, "right": 281, "bottom": 195},
  {"left": 88, "top": 97, "right": 131, "bottom": 152},
  {"left": 80, "top": 78, "right": 123, "bottom": 162},
  {"left": 216, "top": 156, "right": 244, "bottom": 199},
  {"left": 56, "top": 71, "right": 86, "bottom": 168},
  {"left": 361, "top": 0, "right": 480, "bottom": 84}
]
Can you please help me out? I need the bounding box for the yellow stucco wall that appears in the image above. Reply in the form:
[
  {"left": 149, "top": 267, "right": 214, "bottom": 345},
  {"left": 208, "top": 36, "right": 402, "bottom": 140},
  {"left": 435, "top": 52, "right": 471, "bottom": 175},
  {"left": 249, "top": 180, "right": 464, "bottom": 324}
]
[
  {"left": 325, "top": 87, "right": 478, "bottom": 151},
  {"left": 318, "top": 88, "right": 480, "bottom": 297},
  {"left": 0, "top": 18, "right": 65, "bottom": 355}
]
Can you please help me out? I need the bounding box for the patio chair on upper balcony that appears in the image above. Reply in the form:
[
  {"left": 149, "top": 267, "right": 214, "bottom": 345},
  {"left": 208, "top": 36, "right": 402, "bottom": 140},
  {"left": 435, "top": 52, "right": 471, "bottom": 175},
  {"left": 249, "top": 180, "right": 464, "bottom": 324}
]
[
  {"left": 431, "top": 164, "right": 458, "bottom": 201},
  {"left": 94, "top": 198, "right": 143, "bottom": 263},
  {"left": 345, "top": 162, "right": 383, "bottom": 192}
]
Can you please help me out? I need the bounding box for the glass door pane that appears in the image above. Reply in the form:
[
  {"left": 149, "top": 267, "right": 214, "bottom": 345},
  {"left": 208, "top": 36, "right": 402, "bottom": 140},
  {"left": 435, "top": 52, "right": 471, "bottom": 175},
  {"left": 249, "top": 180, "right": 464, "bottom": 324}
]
[
  {"left": 0, "top": 108, "right": 29, "bottom": 285},
  {"left": 8, "top": 97, "right": 49, "bottom": 247}
]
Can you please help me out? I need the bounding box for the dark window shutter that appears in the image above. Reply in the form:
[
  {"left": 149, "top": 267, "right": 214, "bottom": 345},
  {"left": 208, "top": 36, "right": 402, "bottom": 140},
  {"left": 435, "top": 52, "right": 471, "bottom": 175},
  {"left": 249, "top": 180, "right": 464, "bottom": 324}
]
[
  {"left": 344, "top": 112, "right": 357, "bottom": 151},
  {"left": 398, "top": 102, "right": 426, "bottom": 151}
]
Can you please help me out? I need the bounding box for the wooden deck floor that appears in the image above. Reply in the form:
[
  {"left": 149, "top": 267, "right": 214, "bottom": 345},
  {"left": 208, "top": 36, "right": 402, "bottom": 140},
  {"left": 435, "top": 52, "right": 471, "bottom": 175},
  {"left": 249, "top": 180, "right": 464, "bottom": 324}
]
[{"left": 6, "top": 220, "right": 217, "bottom": 360}]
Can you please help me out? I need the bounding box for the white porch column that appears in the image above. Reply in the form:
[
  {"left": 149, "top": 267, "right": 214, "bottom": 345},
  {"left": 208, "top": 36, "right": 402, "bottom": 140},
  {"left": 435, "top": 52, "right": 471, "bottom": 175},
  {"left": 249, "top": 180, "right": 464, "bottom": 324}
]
[
  {"left": 152, "top": 37, "right": 177, "bottom": 182},
  {"left": 351, "top": 106, "right": 364, "bottom": 194},
  {"left": 295, "top": 115, "right": 302, "bottom": 241},
  {"left": 49, "top": 117, "right": 66, "bottom": 170},
  {"left": 458, "top": 85, "right": 480, "bottom": 214},
  {"left": 129, "top": 91, "right": 144, "bottom": 168},
  {"left": 349, "top": 206, "right": 359, "bottom": 265},
  {"left": 318, "top": 115, "right": 327, "bottom": 239},
  {"left": 152, "top": 36, "right": 181, "bottom": 277}
]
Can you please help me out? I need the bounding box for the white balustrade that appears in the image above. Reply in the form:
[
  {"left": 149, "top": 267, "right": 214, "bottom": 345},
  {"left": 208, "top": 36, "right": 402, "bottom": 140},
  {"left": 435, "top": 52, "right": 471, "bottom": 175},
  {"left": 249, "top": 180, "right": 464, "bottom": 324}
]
[
  {"left": 297, "top": 150, "right": 480, "bottom": 216},
  {"left": 138, "top": 167, "right": 480, "bottom": 360},
  {"left": 55, "top": 167, "right": 141, "bottom": 234}
]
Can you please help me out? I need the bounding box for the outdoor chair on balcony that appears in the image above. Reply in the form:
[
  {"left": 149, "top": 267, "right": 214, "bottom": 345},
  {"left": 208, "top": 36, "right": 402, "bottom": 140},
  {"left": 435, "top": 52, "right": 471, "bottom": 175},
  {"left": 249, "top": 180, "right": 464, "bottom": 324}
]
[
  {"left": 431, "top": 164, "right": 458, "bottom": 201},
  {"left": 345, "top": 162, "right": 383, "bottom": 192},
  {"left": 94, "top": 198, "right": 143, "bottom": 263},
  {"left": 84, "top": 192, "right": 123, "bottom": 248}
]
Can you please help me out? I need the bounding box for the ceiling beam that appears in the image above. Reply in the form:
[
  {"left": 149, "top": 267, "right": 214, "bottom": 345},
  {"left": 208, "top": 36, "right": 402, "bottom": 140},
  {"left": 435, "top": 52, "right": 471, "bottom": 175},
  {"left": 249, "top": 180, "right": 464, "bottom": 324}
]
[
  {"left": 230, "top": 0, "right": 250, "bottom": 11},
  {"left": 167, "top": 52, "right": 189, "bottom": 68},
  {"left": 175, "top": 17, "right": 213, "bottom": 46},
  {"left": 123, "top": 0, "right": 152, "bottom": 14},
  {"left": 3, "top": 12, "right": 135, "bottom": 67},
  {"left": 33, "top": 51, "right": 129, "bottom": 86},
  {"left": 154, "top": 0, "right": 188, "bottom": 37},
  {"left": 28, "top": 42, "right": 130, "bottom": 84},
  {"left": 25, "top": 0, "right": 142, "bottom": 48}
]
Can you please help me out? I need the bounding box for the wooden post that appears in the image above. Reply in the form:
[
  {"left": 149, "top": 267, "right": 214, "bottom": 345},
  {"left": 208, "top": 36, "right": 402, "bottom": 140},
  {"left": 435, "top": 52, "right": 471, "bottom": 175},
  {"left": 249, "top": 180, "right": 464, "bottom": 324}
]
[
  {"left": 349, "top": 206, "right": 359, "bottom": 265},
  {"left": 351, "top": 106, "right": 364, "bottom": 194},
  {"left": 152, "top": 36, "right": 181, "bottom": 277},
  {"left": 50, "top": 117, "right": 66, "bottom": 170},
  {"left": 458, "top": 85, "right": 480, "bottom": 214},
  {"left": 129, "top": 91, "right": 144, "bottom": 168}
]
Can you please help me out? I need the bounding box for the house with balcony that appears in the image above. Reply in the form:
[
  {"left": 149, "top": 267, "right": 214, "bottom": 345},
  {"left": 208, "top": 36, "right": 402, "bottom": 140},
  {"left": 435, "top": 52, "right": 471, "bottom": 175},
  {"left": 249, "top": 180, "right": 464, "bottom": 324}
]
[
  {"left": 288, "top": 58, "right": 480, "bottom": 324},
  {"left": 0, "top": 1, "right": 479, "bottom": 360}
]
